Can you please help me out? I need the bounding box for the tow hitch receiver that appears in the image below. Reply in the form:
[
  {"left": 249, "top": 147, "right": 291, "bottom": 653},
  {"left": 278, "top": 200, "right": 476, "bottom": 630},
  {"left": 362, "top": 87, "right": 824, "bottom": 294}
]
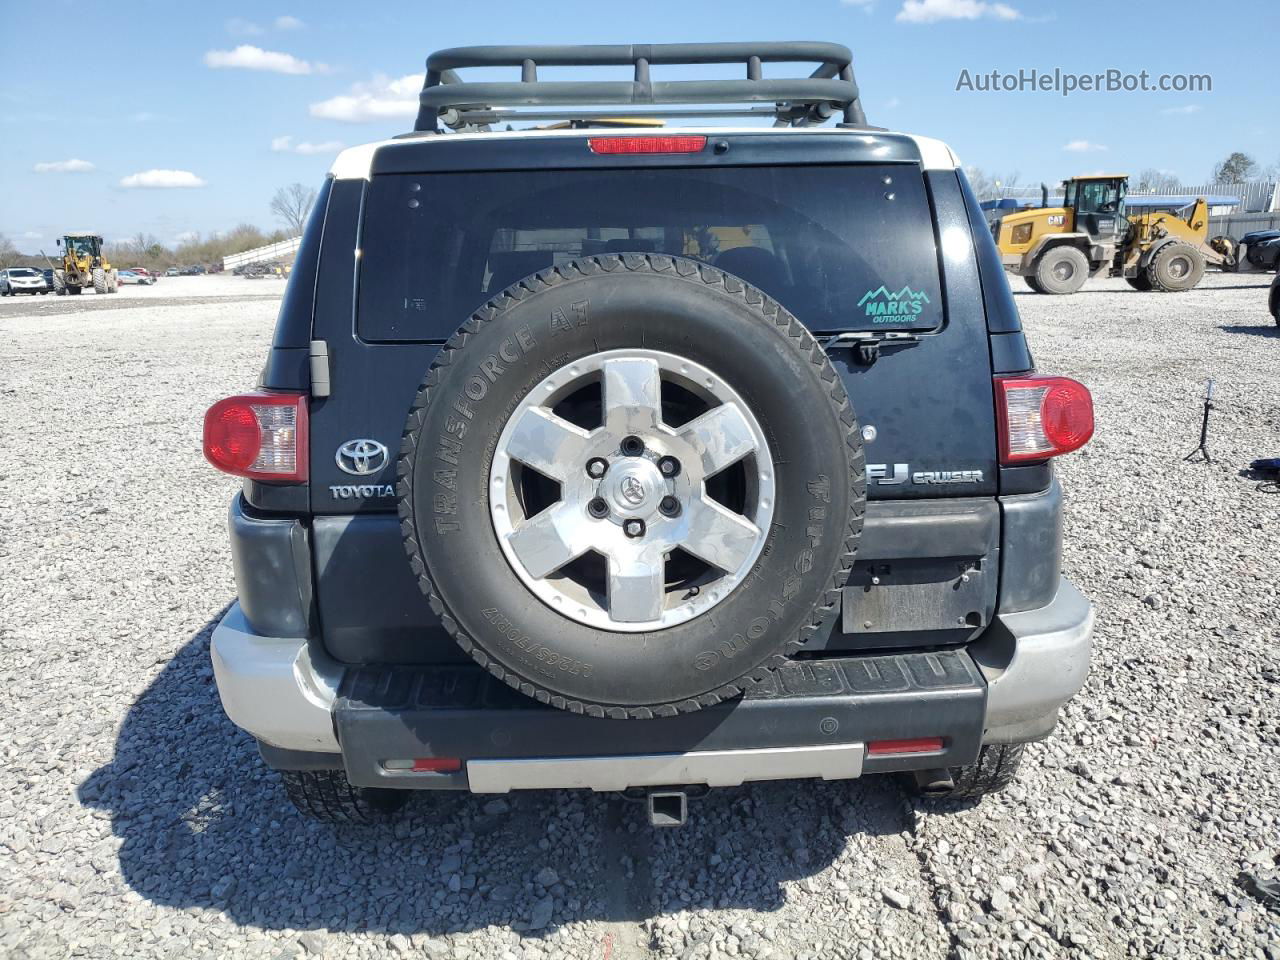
[{"left": 647, "top": 789, "right": 690, "bottom": 828}]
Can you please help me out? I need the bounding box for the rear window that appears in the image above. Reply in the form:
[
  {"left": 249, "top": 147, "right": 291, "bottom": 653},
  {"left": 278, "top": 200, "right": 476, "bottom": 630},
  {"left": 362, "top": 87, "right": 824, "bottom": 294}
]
[{"left": 358, "top": 164, "right": 944, "bottom": 342}]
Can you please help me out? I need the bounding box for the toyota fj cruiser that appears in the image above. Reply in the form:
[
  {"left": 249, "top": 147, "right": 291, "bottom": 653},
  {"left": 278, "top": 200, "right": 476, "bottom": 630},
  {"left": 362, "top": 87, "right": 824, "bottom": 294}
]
[{"left": 203, "top": 42, "right": 1095, "bottom": 826}]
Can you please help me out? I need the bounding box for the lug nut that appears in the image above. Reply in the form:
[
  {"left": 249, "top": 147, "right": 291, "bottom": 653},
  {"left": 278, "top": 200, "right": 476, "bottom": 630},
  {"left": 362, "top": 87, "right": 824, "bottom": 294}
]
[
  {"left": 620, "top": 435, "right": 645, "bottom": 457},
  {"left": 586, "top": 458, "right": 608, "bottom": 479},
  {"left": 588, "top": 498, "right": 610, "bottom": 519},
  {"left": 623, "top": 519, "right": 645, "bottom": 538},
  {"left": 658, "top": 456, "right": 681, "bottom": 477},
  {"left": 659, "top": 496, "right": 681, "bottom": 517}
]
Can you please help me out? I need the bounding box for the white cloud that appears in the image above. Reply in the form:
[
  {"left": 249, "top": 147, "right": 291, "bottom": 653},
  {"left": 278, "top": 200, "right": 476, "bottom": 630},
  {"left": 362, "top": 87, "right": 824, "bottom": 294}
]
[
  {"left": 226, "top": 17, "right": 263, "bottom": 36},
  {"left": 1062, "top": 139, "right": 1108, "bottom": 153},
  {"left": 271, "top": 135, "right": 346, "bottom": 155},
  {"left": 896, "top": 0, "right": 1020, "bottom": 22},
  {"left": 34, "top": 158, "right": 95, "bottom": 173},
  {"left": 1159, "top": 104, "right": 1201, "bottom": 116},
  {"left": 275, "top": 15, "right": 303, "bottom": 29},
  {"left": 309, "top": 74, "right": 423, "bottom": 123},
  {"left": 119, "top": 169, "right": 207, "bottom": 189},
  {"left": 841, "top": 0, "right": 875, "bottom": 7},
  {"left": 20, "top": 230, "right": 42, "bottom": 239},
  {"left": 203, "top": 45, "right": 325, "bottom": 76}
]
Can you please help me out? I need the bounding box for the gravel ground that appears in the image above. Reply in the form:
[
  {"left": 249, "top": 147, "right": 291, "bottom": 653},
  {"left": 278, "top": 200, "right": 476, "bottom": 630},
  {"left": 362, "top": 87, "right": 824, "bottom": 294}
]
[{"left": 1, "top": 271, "right": 1278, "bottom": 959}]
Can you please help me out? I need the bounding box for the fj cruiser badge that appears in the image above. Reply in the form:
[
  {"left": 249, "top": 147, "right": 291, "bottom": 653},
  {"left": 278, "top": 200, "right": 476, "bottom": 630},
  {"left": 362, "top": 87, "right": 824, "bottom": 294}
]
[{"left": 868, "top": 463, "right": 984, "bottom": 485}]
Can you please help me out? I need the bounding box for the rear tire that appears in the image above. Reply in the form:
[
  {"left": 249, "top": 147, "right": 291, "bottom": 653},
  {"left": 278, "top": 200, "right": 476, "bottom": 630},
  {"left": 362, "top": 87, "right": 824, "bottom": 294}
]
[
  {"left": 280, "top": 769, "right": 409, "bottom": 824},
  {"left": 1125, "top": 274, "right": 1153, "bottom": 291},
  {"left": 1023, "top": 275, "right": 1044, "bottom": 294},
  {"left": 107, "top": 270, "right": 119, "bottom": 293},
  {"left": 92, "top": 267, "right": 107, "bottom": 294},
  {"left": 1033, "top": 246, "right": 1089, "bottom": 295},
  {"left": 68, "top": 285, "right": 82, "bottom": 296},
  {"left": 1146, "top": 243, "right": 1205, "bottom": 292},
  {"left": 53, "top": 271, "right": 66, "bottom": 295},
  {"left": 915, "top": 743, "right": 1026, "bottom": 801}
]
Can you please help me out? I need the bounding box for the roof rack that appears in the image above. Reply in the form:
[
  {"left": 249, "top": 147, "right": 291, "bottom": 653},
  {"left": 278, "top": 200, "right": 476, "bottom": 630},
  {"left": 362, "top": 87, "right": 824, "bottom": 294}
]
[{"left": 415, "top": 42, "right": 867, "bottom": 133}]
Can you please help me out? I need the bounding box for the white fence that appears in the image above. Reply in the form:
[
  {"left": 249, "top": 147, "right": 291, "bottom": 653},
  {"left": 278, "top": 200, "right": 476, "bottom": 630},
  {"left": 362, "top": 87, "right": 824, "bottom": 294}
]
[{"left": 222, "top": 236, "right": 302, "bottom": 272}]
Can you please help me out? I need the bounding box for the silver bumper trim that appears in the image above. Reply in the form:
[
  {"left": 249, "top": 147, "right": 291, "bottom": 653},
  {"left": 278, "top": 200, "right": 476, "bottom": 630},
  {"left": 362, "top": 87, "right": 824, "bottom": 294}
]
[
  {"left": 983, "top": 577, "right": 1094, "bottom": 742},
  {"left": 466, "top": 743, "right": 865, "bottom": 794},
  {"left": 210, "top": 603, "right": 342, "bottom": 752}
]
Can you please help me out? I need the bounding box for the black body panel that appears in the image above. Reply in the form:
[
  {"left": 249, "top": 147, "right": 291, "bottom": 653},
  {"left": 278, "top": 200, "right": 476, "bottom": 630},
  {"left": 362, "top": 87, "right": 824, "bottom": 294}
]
[
  {"left": 312, "top": 498, "right": 1018, "bottom": 664},
  {"left": 292, "top": 139, "right": 1046, "bottom": 667},
  {"left": 335, "top": 650, "right": 986, "bottom": 789},
  {"left": 372, "top": 132, "right": 926, "bottom": 176}
]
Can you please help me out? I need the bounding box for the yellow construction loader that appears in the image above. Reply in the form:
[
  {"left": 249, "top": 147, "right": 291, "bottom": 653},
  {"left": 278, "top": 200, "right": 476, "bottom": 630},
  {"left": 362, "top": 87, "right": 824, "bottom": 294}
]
[
  {"left": 50, "top": 234, "right": 117, "bottom": 295},
  {"left": 992, "top": 174, "right": 1233, "bottom": 294}
]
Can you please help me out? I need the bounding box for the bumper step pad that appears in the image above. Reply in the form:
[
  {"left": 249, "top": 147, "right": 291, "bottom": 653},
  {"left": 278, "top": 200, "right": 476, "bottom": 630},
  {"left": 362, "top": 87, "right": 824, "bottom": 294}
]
[{"left": 335, "top": 650, "right": 987, "bottom": 790}]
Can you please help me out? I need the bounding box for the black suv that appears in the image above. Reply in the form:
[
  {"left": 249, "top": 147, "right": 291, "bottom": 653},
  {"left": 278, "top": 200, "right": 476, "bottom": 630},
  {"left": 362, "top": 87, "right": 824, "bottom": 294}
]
[{"left": 203, "top": 42, "right": 1095, "bottom": 826}]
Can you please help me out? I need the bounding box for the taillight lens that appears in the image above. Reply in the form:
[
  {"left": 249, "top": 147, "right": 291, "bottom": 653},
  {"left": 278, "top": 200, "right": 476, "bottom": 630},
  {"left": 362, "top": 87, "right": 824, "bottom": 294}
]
[
  {"left": 203, "top": 392, "right": 308, "bottom": 483},
  {"left": 995, "top": 376, "right": 1094, "bottom": 464},
  {"left": 588, "top": 135, "right": 707, "bottom": 155}
]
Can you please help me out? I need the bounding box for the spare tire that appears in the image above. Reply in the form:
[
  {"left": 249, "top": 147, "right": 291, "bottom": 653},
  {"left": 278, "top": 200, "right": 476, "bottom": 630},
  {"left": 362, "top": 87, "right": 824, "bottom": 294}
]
[{"left": 399, "top": 254, "right": 863, "bottom": 718}]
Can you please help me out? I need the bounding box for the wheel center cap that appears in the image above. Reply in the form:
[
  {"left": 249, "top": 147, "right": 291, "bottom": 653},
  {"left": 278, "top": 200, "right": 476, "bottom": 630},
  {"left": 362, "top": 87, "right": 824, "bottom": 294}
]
[
  {"left": 602, "top": 459, "right": 664, "bottom": 518},
  {"left": 620, "top": 476, "right": 646, "bottom": 505}
]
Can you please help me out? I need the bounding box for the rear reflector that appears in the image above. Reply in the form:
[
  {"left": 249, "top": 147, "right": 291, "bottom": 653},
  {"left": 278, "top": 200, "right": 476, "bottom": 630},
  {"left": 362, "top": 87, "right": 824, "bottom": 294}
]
[
  {"left": 383, "top": 757, "right": 463, "bottom": 773},
  {"left": 203, "top": 392, "right": 308, "bottom": 483},
  {"left": 995, "top": 375, "right": 1094, "bottom": 464},
  {"left": 588, "top": 135, "right": 708, "bottom": 155},
  {"left": 867, "top": 737, "right": 944, "bottom": 756}
]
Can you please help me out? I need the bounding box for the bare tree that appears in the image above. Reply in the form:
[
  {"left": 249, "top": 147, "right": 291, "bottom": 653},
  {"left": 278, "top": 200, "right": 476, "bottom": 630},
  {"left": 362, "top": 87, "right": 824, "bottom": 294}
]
[
  {"left": 1134, "top": 168, "right": 1181, "bottom": 193},
  {"left": 270, "top": 183, "right": 318, "bottom": 237},
  {"left": 1211, "top": 152, "right": 1257, "bottom": 183},
  {"left": 963, "top": 166, "right": 1022, "bottom": 203},
  {"left": 0, "top": 232, "right": 17, "bottom": 267}
]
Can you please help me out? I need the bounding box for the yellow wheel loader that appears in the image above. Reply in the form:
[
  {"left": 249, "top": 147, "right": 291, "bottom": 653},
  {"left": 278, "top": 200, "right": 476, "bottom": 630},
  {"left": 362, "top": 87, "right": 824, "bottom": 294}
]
[
  {"left": 992, "top": 175, "right": 1233, "bottom": 294},
  {"left": 50, "top": 234, "right": 117, "bottom": 295}
]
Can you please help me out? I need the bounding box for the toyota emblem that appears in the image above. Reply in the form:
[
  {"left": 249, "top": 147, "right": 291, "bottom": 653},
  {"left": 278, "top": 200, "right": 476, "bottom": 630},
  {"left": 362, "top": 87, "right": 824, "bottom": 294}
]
[{"left": 336, "top": 439, "right": 389, "bottom": 476}]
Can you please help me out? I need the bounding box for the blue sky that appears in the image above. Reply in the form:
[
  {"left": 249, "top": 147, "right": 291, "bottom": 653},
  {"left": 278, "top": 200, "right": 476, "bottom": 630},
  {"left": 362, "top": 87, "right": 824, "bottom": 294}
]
[{"left": 2, "top": 0, "right": 1275, "bottom": 252}]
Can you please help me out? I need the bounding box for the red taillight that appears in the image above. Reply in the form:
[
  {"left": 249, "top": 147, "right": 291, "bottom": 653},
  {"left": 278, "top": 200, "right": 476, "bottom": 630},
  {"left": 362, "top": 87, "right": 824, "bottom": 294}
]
[
  {"left": 995, "top": 375, "right": 1094, "bottom": 464},
  {"left": 588, "top": 135, "right": 708, "bottom": 155},
  {"left": 867, "top": 737, "right": 944, "bottom": 756},
  {"left": 203, "top": 392, "right": 308, "bottom": 483},
  {"left": 382, "top": 757, "right": 463, "bottom": 773}
]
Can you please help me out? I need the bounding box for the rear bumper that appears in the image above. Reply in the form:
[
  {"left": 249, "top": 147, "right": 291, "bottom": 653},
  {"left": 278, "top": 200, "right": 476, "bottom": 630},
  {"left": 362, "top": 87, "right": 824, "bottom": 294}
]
[{"left": 210, "top": 576, "right": 1092, "bottom": 791}]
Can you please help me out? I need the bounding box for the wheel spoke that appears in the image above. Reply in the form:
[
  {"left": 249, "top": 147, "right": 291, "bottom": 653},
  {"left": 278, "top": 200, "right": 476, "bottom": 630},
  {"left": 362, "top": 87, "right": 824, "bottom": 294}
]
[
  {"left": 607, "top": 551, "right": 665, "bottom": 623},
  {"left": 505, "top": 507, "right": 586, "bottom": 579},
  {"left": 602, "top": 357, "right": 662, "bottom": 433},
  {"left": 678, "top": 402, "right": 759, "bottom": 476},
  {"left": 683, "top": 496, "right": 764, "bottom": 574},
  {"left": 504, "top": 407, "right": 590, "bottom": 481}
]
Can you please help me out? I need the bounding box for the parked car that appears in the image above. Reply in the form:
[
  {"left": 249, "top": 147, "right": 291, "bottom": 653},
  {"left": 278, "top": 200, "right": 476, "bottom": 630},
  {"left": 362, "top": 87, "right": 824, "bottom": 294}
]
[
  {"left": 1240, "top": 230, "right": 1280, "bottom": 271},
  {"left": 165, "top": 267, "right": 180, "bottom": 277},
  {"left": 129, "top": 266, "right": 158, "bottom": 279},
  {"left": 1, "top": 266, "right": 50, "bottom": 295},
  {"left": 1270, "top": 271, "right": 1280, "bottom": 325},
  {"left": 116, "top": 270, "right": 156, "bottom": 286},
  {"left": 202, "top": 41, "right": 1096, "bottom": 826}
]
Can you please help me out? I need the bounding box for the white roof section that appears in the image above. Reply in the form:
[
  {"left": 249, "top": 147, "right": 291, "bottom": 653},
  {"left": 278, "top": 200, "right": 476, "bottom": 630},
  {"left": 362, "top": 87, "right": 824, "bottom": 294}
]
[{"left": 328, "top": 128, "right": 960, "bottom": 181}]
